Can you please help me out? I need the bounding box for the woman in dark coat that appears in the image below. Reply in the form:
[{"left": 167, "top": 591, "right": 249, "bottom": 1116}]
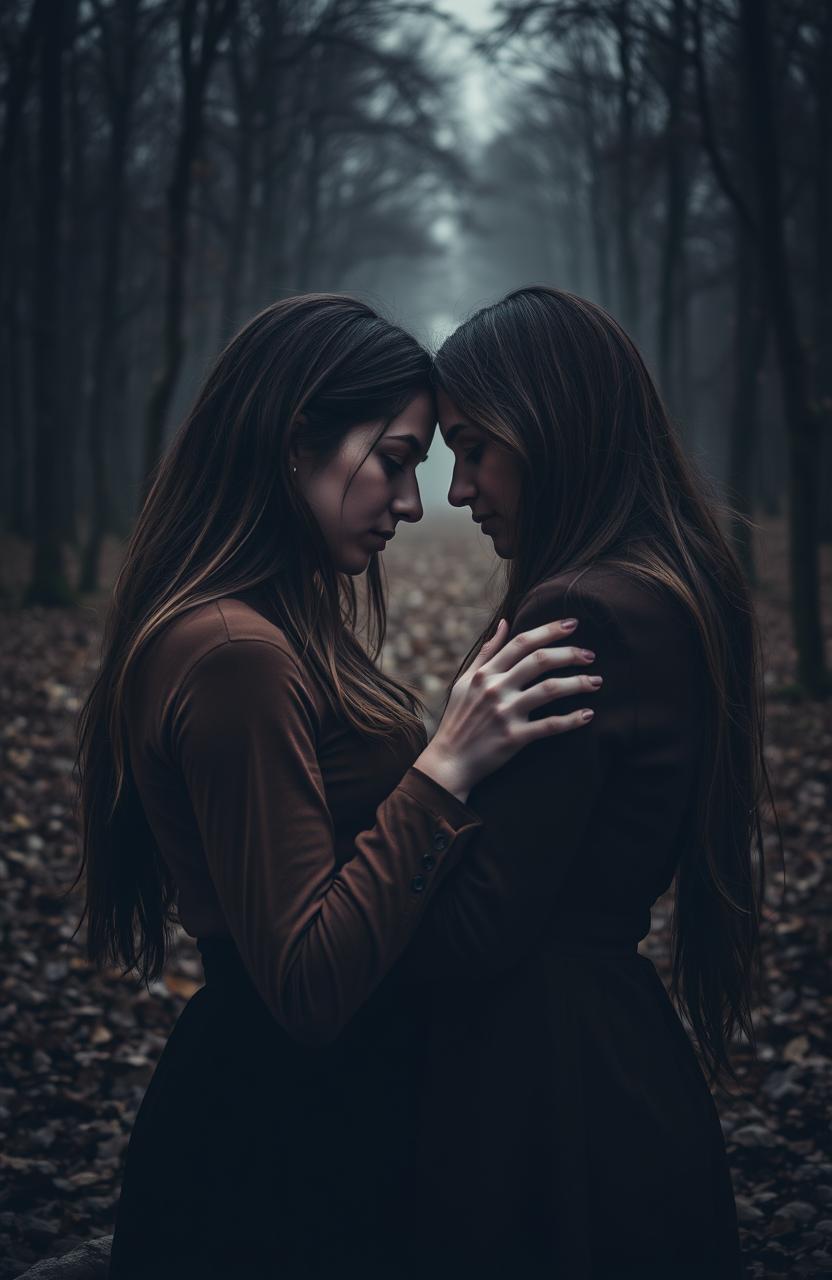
[
  {"left": 74, "top": 294, "right": 600, "bottom": 1279},
  {"left": 395, "top": 286, "right": 767, "bottom": 1279}
]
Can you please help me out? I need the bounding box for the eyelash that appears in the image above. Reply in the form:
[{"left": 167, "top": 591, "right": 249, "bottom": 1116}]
[
  {"left": 381, "top": 455, "right": 405, "bottom": 476},
  {"left": 464, "top": 444, "right": 484, "bottom": 464}
]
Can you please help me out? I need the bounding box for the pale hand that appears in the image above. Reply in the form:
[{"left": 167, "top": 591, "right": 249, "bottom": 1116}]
[{"left": 413, "top": 618, "right": 601, "bottom": 803}]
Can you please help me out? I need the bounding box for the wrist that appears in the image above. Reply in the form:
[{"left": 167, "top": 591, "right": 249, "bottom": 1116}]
[{"left": 413, "top": 743, "right": 471, "bottom": 805}]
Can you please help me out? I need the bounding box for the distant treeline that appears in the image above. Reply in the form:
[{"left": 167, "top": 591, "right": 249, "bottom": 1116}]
[{"left": 0, "top": 0, "right": 829, "bottom": 694}]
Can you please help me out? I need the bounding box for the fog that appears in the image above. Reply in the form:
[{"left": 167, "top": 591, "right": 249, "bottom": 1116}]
[{"left": 2, "top": 0, "right": 829, "bottom": 691}]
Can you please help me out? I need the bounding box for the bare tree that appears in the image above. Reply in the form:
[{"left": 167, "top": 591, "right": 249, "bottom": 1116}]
[
  {"left": 654, "top": 0, "right": 689, "bottom": 404},
  {"left": 142, "top": 0, "right": 238, "bottom": 489},
  {"left": 727, "top": 221, "right": 767, "bottom": 583},
  {"left": 812, "top": 2, "right": 832, "bottom": 542},
  {"left": 79, "top": 0, "right": 147, "bottom": 591},
  {"left": 739, "top": 0, "right": 827, "bottom": 694},
  {"left": 26, "top": 0, "right": 74, "bottom": 604},
  {"left": 0, "top": 0, "right": 45, "bottom": 535},
  {"left": 0, "top": 0, "right": 44, "bottom": 299}
]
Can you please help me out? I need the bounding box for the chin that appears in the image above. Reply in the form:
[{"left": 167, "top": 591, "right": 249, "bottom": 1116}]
[
  {"left": 337, "top": 553, "right": 372, "bottom": 576},
  {"left": 491, "top": 536, "right": 514, "bottom": 559}
]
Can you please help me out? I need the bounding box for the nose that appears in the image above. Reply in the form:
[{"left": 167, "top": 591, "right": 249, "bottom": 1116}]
[
  {"left": 391, "top": 477, "right": 423, "bottom": 524},
  {"left": 447, "top": 464, "right": 477, "bottom": 509}
]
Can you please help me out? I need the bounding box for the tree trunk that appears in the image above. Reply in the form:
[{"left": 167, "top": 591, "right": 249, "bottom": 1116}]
[
  {"left": 218, "top": 14, "right": 258, "bottom": 344},
  {"left": 815, "top": 5, "right": 832, "bottom": 542},
  {"left": 253, "top": 80, "right": 278, "bottom": 307},
  {"left": 657, "top": 0, "right": 687, "bottom": 406},
  {"left": 739, "top": 0, "right": 827, "bottom": 694},
  {"left": 0, "top": 0, "right": 46, "bottom": 312},
  {"left": 614, "top": 0, "right": 638, "bottom": 335},
  {"left": 269, "top": 47, "right": 315, "bottom": 297},
  {"left": 665, "top": 247, "right": 691, "bottom": 453},
  {"left": 219, "top": 122, "right": 254, "bottom": 343},
  {"left": 296, "top": 116, "right": 324, "bottom": 292},
  {"left": 142, "top": 0, "right": 238, "bottom": 492},
  {"left": 80, "top": 0, "right": 139, "bottom": 593},
  {"left": 26, "top": 0, "right": 74, "bottom": 605},
  {"left": 142, "top": 156, "right": 190, "bottom": 489},
  {"left": 728, "top": 223, "right": 767, "bottom": 582},
  {"left": 5, "top": 247, "right": 31, "bottom": 535},
  {"left": 59, "top": 33, "right": 84, "bottom": 546},
  {"left": 189, "top": 166, "right": 215, "bottom": 367},
  {"left": 1, "top": 0, "right": 44, "bottom": 540},
  {"left": 576, "top": 46, "right": 611, "bottom": 308},
  {"left": 754, "top": 382, "right": 784, "bottom": 518}
]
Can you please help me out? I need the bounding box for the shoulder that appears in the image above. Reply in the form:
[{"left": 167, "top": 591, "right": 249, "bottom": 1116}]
[
  {"left": 131, "top": 597, "right": 321, "bottom": 727},
  {"left": 514, "top": 562, "right": 705, "bottom": 708},
  {"left": 138, "top": 597, "right": 299, "bottom": 680},
  {"left": 515, "top": 562, "right": 694, "bottom": 645}
]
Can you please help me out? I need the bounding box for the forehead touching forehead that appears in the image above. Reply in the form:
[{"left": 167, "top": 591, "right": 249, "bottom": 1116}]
[
  {"left": 436, "top": 388, "right": 478, "bottom": 444},
  {"left": 379, "top": 389, "right": 436, "bottom": 458}
]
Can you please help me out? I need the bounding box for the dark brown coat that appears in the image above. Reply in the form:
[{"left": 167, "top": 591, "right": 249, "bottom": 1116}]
[{"left": 396, "top": 564, "right": 743, "bottom": 1278}]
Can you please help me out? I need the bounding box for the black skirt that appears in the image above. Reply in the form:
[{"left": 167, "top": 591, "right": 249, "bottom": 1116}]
[
  {"left": 108, "top": 937, "right": 743, "bottom": 1280},
  {"left": 108, "top": 937, "right": 432, "bottom": 1280}
]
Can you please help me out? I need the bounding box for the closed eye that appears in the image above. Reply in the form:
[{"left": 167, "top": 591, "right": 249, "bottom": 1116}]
[
  {"left": 380, "top": 455, "right": 405, "bottom": 476},
  {"left": 464, "top": 444, "right": 484, "bottom": 464}
]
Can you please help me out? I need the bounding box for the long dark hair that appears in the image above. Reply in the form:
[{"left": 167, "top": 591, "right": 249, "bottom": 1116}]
[
  {"left": 74, "top": 293, "right": 431, "bottom": 985},
  {"left": 433, "top": 284, "right": 770, "bottom": 1084}
]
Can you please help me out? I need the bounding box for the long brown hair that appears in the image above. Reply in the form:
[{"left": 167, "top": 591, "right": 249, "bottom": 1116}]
[
  {"left": 433, "top": 284, "right": 770, "bottom": 1084},
  {"left": 74, "top": 293, "right": 431, "bottom": 985}
]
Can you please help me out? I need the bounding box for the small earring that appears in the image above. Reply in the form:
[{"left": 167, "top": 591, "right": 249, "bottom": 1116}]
[{"left": 292, "top": 465, "right": 297, "bottom": 474}]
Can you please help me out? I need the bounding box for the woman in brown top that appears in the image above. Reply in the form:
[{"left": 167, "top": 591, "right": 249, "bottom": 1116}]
[
  {"left": 393, "top": 287, "right": 768, "bottom": 1279},
  {"left": 75, "top": 295, "right": 600, "bottom": 1279}
]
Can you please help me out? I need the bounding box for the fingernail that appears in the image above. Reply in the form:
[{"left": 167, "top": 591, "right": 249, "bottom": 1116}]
[
  {"left": 588, "top": 676, "right": 603, "bottom": 688},
  {"left": 580, "top": 709, "right": 595, "bottom": 722},
  {"left": 561, "top": 618, "right": 578, "bottom": 631},
  {"left": 581, "top": 649, "right": 595, "bottom": 660}
]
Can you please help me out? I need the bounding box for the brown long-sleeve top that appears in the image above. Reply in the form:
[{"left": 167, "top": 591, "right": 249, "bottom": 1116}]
[{"left": 126, "top": 594, "right": 482, "bottom": 1047}]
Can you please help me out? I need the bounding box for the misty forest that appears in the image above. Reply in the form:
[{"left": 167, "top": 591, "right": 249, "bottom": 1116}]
[{"left": 1, "top": 1, "right": 831, "bottom": 1278}]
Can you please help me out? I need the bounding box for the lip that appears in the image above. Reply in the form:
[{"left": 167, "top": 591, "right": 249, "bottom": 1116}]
[
  {"left": 474, "top": 513, "right": 498, "bottom": 532},
  {"left": 367, "top": 529, "right": 394, "bottom": 548}
]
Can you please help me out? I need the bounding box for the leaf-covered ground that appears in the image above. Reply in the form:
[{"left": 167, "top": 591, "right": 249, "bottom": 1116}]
[{"left": 0, "top": 518, "right": 830, "bottom": 1278}]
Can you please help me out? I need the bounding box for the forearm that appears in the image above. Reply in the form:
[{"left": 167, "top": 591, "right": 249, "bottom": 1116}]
[{"left": 264, "top": 767, "right": 481, "bottom": 1041}]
